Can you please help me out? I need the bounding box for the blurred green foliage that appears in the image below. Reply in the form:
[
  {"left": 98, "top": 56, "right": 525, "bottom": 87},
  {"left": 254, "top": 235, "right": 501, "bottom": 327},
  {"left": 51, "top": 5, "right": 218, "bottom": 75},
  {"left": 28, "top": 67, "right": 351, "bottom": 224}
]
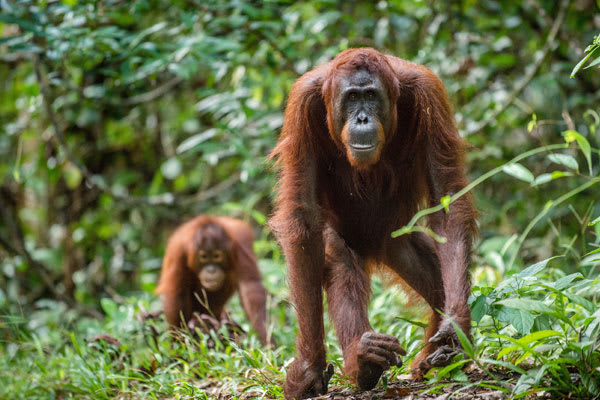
[{"left": 1, "top": 0, "right": 598, "bottom": 310}]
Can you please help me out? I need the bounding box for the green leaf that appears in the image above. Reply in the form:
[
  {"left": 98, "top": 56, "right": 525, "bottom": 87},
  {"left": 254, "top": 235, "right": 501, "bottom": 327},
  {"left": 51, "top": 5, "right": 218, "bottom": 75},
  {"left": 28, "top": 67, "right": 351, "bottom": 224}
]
[
  {"left": 516, "top": 329, "right": 561, "bottom": 345},
  {"left": 70, "top": 332, "right": 82, "bottom": 356},
  {"left": 588, "top": 216, "right": 600, "bottom": 226},
  {"left": 100, "top": 298, "right": 118, "bottom": 317},
  {"left": 563, "top": 130, "right": 592, "bottom": 175},
  {"left": 570, "top": 46, "right": 598, "bottom": 77},
  {"left": 586, "top": 55, "right": 600, "bottom": 69},
  {"left": 502, "top": 163, "right": 534, "bottom": 183},
  {"left": 497, "top": 306, "right": 534, "bottom": 335},
  {"left": 516, "top": 257, "right": 556, "bottom": 278},
  {"left": 496, "top": 298, "right": 553, "bottom": 314},
  {"left": 471, "top": 294, "right": 489, "bottom": 323},
  {"left": 550, "top": 273, "right": 582, "bottom": 290},
  {"left": 431, "top": 359, "right": 470, "bottom": 381},
  {"left": 449, "top": 320, "right": 474, "bottom": 358},
  {"left": 496, "top": 344, "right": 519, "bottom": 359},
  {"left": 562, "top": 291, "right": 595, "bottom": 313},
  {"left": 532, "top": 173, "right": 552, "bottom": 186},
  {"left": 548, "top": 153, "right": 578, "bottom": 171},
  {"left": 584, "top": 248, "right": 600, "bottom": 259},
  {"left": 532, "top": 171, "right": 572, "bottom": 186},
  {"left": 176, "top": 129, "right": 219, "bottom": 154}
]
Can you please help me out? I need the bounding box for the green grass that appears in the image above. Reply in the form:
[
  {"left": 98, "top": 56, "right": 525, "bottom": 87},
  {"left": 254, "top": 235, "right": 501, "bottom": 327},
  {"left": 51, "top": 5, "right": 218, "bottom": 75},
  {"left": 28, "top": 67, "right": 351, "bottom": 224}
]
[{"left": 2, "top": 249, "right": 600, "bottom": 399}]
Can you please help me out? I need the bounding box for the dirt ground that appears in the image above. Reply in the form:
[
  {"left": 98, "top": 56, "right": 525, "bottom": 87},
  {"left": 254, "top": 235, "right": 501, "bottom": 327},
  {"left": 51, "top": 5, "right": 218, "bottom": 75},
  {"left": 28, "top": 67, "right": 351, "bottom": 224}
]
[{"left": 198, "top": 369, "right": 514, "bottom": 399}]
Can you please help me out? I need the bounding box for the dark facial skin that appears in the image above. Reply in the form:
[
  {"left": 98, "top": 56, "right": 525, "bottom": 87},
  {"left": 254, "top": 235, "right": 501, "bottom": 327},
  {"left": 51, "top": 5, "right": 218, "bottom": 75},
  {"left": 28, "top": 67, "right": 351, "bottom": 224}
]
[
  {"left": 333, "top": 69, "right": 391, "bottom": 166},
  {"left": 197, "top": 249, "right": 227, "bottom": 291}
]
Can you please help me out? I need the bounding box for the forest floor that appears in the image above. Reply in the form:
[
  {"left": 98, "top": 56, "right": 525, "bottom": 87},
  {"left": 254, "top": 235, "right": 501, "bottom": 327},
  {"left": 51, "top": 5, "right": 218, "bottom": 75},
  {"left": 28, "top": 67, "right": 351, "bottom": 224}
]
[{"left": 196, "top": 369, "right": 512, "bottom": 400}]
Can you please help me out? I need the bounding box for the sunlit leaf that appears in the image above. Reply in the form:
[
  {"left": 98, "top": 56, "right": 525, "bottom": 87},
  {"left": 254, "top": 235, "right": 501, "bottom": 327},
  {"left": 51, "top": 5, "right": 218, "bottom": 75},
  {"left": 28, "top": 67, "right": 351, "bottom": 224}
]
[
  {"left": 547, "top": 153, "right": 578, "bottom": 171},
  {"left": 516, "top": 330, "right": 561, "bottom": 345},
  {"left": 176, "top": 129, "right": 219, "bottom": 154},
  {"left": 503, "top": 163, "right": 534, "bottom": 183}
]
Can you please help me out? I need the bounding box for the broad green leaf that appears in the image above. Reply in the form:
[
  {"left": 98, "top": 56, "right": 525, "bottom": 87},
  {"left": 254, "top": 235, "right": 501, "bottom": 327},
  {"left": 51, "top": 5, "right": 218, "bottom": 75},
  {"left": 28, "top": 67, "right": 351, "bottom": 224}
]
[
  {"left": 511, "top": 309, "right": 535, "bottom": 335},
  {"left": 496, "top": 298, "right": 553, "bottom": 314},
  {"left": 548, "top": 153, "right": 578, "bottom": 171},
  {"left": 497, "top": 306, "right": 534, "bottom": 335},
  {"left": 502, "top": 163, "right": 534, "bottom": 183},
  {"left": 470, "top": 294, "right": 489, "bottom": 323}
]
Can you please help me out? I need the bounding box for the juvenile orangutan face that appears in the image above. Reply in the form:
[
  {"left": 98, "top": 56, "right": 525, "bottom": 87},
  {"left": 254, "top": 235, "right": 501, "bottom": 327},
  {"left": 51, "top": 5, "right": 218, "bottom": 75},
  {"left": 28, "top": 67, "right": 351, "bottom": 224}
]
[
  {"left": 192, "top": 223, "right": 232, "bottom": 292},
  {"left": 197, "top": 248, "right": 227, "bottom": 291}
]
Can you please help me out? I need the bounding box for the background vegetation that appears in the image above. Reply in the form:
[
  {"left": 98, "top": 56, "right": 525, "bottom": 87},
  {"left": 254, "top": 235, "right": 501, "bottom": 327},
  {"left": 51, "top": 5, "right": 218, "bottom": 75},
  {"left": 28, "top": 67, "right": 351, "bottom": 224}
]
[{"left": 1, "top": 0, "right": 599, "bottom": 399}]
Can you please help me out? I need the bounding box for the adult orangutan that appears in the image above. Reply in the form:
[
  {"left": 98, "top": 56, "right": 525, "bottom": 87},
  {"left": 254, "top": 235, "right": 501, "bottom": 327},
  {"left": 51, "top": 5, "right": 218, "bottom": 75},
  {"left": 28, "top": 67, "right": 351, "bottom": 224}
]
[
  {"left": 270, "top": 48, "right": 476, "bottom": 399},
  {"left": 156, "top": 215, "right": 272, "bottom": 346}
]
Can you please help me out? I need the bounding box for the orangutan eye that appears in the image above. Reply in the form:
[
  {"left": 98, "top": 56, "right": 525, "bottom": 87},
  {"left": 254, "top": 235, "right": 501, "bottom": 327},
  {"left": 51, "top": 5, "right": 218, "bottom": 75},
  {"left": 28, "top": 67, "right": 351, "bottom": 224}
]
[
  {"left": 198, "top": 250, "right": 209, "bottom": 263},
  {"left": 349, "top": 92, "right": 357, "bottom": 101},
  {"left": 212, "top": 250, "right": 224, "bottom": 263}
]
